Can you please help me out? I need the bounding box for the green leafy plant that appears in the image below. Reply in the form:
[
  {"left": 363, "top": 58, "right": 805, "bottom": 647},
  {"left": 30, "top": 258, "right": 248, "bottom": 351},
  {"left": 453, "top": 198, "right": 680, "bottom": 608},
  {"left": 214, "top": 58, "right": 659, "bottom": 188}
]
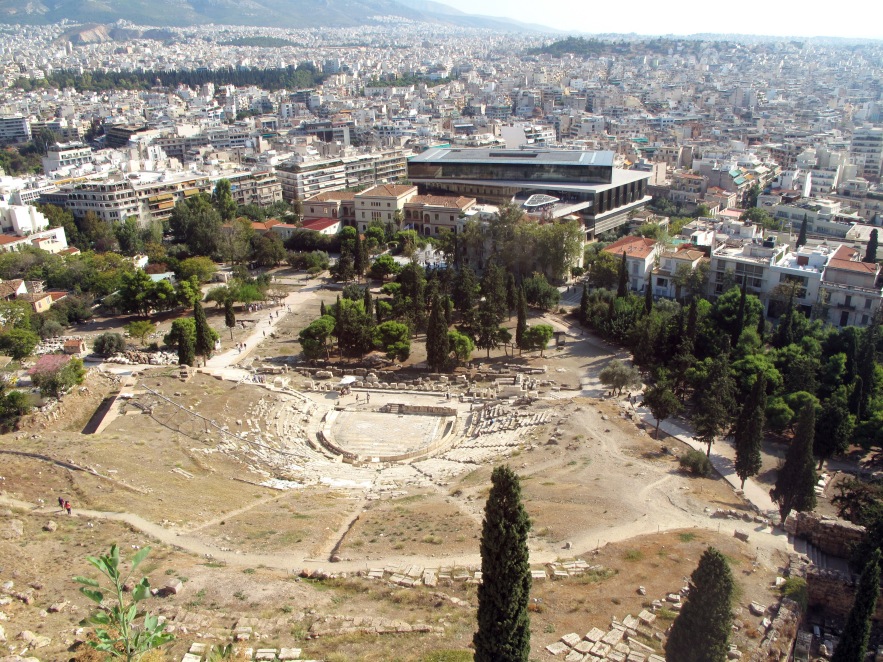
[{"left": 74, "top": 544, "right": 174, "bottom": 661}]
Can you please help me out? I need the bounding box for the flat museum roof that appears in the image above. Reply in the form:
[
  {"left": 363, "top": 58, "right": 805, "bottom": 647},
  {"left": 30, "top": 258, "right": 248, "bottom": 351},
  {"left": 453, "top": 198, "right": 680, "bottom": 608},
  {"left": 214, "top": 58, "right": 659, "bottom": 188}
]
[{"left": 410, "top": 148, "right": 615, "bottom": 168}]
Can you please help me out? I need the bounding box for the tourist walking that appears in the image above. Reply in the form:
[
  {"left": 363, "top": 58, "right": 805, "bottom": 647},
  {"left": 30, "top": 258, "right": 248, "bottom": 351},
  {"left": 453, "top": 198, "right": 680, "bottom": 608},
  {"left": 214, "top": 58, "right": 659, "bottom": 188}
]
[
  {"left": 57, "top": 496, "right": 64, "bottom": 510},
  {"left": 64, "top": 500, "right": 71, "bottom": 515}
]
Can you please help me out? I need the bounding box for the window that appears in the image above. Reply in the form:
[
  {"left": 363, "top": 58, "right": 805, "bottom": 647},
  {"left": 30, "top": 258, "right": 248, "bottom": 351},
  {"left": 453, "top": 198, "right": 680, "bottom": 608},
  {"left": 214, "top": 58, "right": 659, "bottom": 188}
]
[
  {"left": 845, "top": 295, "right": 852, "bottom": 308},
  {"left": 865, "top": 299, "right": 873, "bottom": 309},
  {"left": 656, "top": 278, "right": 667, "bottom": 287}
]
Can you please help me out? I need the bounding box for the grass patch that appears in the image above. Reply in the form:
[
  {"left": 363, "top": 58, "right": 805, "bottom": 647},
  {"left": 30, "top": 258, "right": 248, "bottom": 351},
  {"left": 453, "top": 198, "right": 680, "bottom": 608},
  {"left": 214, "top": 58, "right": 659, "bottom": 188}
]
[
  {"left": 243, "top": 568, "right": 256, "bottom": 574},
  {"left": 419, "top": 651, "right": 473, "bottom": 662},
  {"left": 780, "top": 577, "right": 808, "bottom": 611},
  {"left": 623, "top": 549, "right": 644, "bottom": 562},
  {"left": 575, "top": 567, "right": 617, "bottom": 584},
  {"left": 657, "top": 608, "right": 678, "bottom": 620},
  {"left": 678, "top": 532, "right": 696, "bottom": 543}
]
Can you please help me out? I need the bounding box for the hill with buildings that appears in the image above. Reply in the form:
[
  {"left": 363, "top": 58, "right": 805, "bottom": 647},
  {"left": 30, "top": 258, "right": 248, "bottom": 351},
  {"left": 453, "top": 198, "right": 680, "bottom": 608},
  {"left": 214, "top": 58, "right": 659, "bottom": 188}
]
[{"left": 0, "top": 0, "right": 552, "bottom": 30}]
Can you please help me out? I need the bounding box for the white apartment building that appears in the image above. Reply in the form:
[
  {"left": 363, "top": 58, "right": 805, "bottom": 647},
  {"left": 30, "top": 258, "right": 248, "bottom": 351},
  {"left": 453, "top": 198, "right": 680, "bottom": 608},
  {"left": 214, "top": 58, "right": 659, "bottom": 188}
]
[
  {"left": 0, "top": 116, "right": 31, "bottom": 144},
  {"left": 0, "top": 200, "right": 68, "bottom": 254},
  {"left": 276, "top": 149, "right": 408, "bottom": 202},
  {"left": 820, "top": 245, "right": 883, "bottom": 328},
  {"left": 42, "top": 142, "right": 93, "bottom": 174},
  {"left": 850, "top": 126, "right": 883, "bottom": 182}
]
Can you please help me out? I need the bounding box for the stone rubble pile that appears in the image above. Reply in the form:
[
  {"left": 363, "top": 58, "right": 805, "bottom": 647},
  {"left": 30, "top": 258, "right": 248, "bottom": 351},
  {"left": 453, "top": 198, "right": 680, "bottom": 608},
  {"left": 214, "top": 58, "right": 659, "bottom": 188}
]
[{"left": 105, "top": 350, "right": 178, "bottom": 365}]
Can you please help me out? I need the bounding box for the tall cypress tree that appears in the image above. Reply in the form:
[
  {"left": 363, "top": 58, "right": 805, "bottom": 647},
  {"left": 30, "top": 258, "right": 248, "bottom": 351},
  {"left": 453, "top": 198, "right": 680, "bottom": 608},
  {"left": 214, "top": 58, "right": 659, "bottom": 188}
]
[
  {"left": 506, "top": 273, "right": 518, "bottom": 319},
  {"left": 664, "top": 547, "right": 735, "bottom": 662},
  {"left": 363, "top": 287, "right": 373, "bottom": 327},
  {"left": 515, "top": 286, "right": 528, "bottom": 354},
  {"left": 616, "top": 251, "right": 628, "bottom": 298},
  {"left": 320, "top": 300, "right": 327, "bottom": 317},
  {"left": 815, "top": 386, "right": 854, "bottom": 470},
  {"left": 480, "top": 260, "right": 507, "bottom": 323},
  {"left": 193, "top": 300, "right": 214, "bottom": 364},
  {"left": 644, "top": 276, "right": 653, "bottom": 314},
  {"left": 224, "top": 298, "right": 236, "bottom": 340},
  {"left": 425, "top": 295, "right": 450, "bottom": 372},
  {"left": 771, "top": 403, "right": 818, "bottom": 522},
  {"left": 733, "top": 285, "right": 747, "bottom": 345},
  {"left": 864, "top": 228, "right": 879, "bottom": 263},
  {"left": 353, "top": 230, "right": 366, "bottom": 277},
  {"left": 734, "top": 373, "right": 766, "bottom": 489},
  {"left": 832, "top": 549, "right": 882, "bottom": 662},
  {"left": 854, "top": 314, "right": 880, "bottom": 420},
  {"left": 579, "top": 282, "right": 590, "bottom": 323},
  {"left": 796, "top": 214, "right": 808, "bottom": 248},
  {"left": 474, "top": 465, "right": 531, "bottom": 662}
]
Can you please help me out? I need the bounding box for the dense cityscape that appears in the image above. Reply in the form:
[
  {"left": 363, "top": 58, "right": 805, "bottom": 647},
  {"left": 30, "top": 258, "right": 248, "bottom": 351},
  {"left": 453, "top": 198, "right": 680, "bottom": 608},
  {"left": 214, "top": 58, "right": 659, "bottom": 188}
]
[{"left": 0, "top": 8, "right": 882, "bottom": 662}]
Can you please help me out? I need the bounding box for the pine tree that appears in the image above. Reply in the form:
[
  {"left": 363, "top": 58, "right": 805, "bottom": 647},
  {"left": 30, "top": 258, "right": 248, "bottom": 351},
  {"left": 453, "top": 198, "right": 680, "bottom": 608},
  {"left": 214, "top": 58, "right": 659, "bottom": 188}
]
[
  {"left": 616, "top": 251, "right": 628, "bottom": 298},
  {"left": 224, "top": 299, "right": 236, "bottom": 340},
  {"left": 815, "top": 386, "right": 855, "bottom": 470},
  {"left": 425, "top": 295, "right": 450, "bottom": 372},
  {"left": 693, "top": 343, "right": 736, "bottom": 457},
  {"left": 193, "top": 300, "right": 214, "bottom": 364},
  {"left": 832, "top": 549, "right": 882, "bottom": 662},
  {"left": 734, "top": 373, "right": 766, "bottom": 489},
  {"left": 864, "top": 229, "right": 879, "bottom": 263},
  {"left": 515, "top": 286, "right": 528, "bottom": 354},
  {"left": 664, "top": 547, "right": 735, "bottom": 662},
  {"left": 643, "top": 382, "right": 681, "bottom": 439},
  {"left": 796, "top": 214, "right": 808, "bottom": 248},
  {"left": 771, "top": 403, "right": 818, "bottom": 522},
  {"left": 474, "top": 465, "right": 531, "bottom": 662}
]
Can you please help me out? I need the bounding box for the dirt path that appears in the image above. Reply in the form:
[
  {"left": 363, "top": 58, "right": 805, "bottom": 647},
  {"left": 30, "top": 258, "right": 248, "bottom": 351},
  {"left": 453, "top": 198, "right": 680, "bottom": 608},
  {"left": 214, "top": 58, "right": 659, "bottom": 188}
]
[{"left": 0, "top": 492, "right": 789, "bottom": 574}]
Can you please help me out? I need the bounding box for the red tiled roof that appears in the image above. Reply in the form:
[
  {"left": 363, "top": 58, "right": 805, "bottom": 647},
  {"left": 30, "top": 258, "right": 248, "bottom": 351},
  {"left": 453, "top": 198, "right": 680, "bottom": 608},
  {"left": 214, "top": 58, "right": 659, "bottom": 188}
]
[
  {"left": 602, "top": 235, "right": 657, "bottom": 260},
  {"left": 306, "top": 191, "right": 356, "bottom": 202},
  {"left": 356, "top": 184, "right": 417, "bottom": 198},
  {"left": 405, "top": 195, "right": 475, "bottom": 209},
  {"left": 301, "top": 217, "right": 340, "bottom": 232}
]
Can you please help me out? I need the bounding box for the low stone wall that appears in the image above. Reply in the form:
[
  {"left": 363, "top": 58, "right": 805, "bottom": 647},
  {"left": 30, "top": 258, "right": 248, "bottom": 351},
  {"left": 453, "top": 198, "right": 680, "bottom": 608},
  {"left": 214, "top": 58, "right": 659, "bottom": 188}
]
[
  {"left": 807, "top": 567, "right": 883, "bottom": 621},
  {"left": 749, "top": 598, "right": 802, "bottom": 661},
  {"left": 784, "top": 511, "right": 865, "bottom": 560},
  {"left": 381, "top": 403, "right": 457, "bottom": 416}
]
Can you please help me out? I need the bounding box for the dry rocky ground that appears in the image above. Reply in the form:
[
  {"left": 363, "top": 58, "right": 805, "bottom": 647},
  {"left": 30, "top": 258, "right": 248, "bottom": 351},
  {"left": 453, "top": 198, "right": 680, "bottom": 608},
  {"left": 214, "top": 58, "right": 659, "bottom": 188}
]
[{"left": 0, "top": 279, "right": 795, "bottom": 661}]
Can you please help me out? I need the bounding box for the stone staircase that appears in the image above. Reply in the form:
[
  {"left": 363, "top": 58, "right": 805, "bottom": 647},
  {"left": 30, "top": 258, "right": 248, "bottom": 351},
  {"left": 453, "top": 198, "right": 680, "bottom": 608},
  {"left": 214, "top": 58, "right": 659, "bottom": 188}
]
[{"left": 787, "top": 534, "right": 850, "bottom": 573}]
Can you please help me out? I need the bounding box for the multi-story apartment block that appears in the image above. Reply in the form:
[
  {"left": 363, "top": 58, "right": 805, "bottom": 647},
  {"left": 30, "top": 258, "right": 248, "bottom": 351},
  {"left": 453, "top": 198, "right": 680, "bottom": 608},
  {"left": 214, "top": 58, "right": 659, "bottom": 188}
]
[
  {"left": 41, "top": 142, "right": 93, "bottom": 174},
  {"left": 47, "top": 169, "right": 280, "bottom": 223},
  {"left": 0, "top": 200, "right": 68, "bottom": 254},
  {"left": 819, "top": 245, "right": 883, "bottom": 328},
  {"left": 276, "top": 149, "right": 408, "bottom": 202},
  {"left": 223, "top": 169, "right": 283, "bottom": 207},
  {"left": 0, "top": 116, "right": 31, "bottom": 144},
  {"left": 850, "top": 126, "right": 883, "bottom": 182}
]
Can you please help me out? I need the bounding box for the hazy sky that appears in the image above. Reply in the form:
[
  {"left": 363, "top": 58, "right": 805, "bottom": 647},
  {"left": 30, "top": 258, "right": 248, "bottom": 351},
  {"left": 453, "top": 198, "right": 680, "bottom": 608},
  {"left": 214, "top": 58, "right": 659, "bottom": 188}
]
[{"left": 440, "top": 0, "right": 883, "bottom": 39}]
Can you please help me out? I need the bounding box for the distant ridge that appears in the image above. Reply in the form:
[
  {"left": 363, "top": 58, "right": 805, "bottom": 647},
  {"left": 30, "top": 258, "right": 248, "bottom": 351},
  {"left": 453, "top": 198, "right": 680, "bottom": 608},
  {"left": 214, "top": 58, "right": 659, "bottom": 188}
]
[{"left": 0, "top": 0, "right": 558, "bottom": 32}]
